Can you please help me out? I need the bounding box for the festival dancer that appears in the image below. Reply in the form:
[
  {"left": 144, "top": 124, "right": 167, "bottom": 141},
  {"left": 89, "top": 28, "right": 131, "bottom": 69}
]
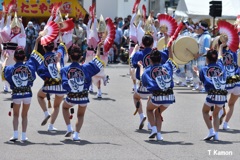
[
  {"left": 84, "top": 5, "right": 99, "bottom": 92},
  {"left": 91, "top": 15, "right": 115, "bottom": 98},
  {"left": 138, "top": 40, "right": 178, "bottom": 140},
  {"left": 61, "top": 42, "right": 105, "bottom": 141},
  {"left": 129, "top": 0, "right": 141, "bottom": 92},
  {"left": 199, "top": 49, "right": 227, "bottom": 141},
  {"left": 131, "top": 33, "right": 154, "bottom": 130},
  {"left": 2, "top": 47, "right": 36, "bottom": 142},
  {"left": 216, "top": 21, "right": 240, "bottom": 130},
  {"left": 1, "top": 11, "right": 26, "bottom": 92}
]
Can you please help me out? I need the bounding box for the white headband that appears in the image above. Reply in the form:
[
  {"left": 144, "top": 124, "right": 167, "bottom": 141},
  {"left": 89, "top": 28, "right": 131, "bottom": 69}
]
[{"left": 199, "top": 23, "right": 208, "bottom": 30}]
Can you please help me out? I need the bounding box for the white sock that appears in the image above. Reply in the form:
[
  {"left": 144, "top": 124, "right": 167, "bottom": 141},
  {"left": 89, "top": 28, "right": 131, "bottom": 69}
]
[
  {"left": 98, "top": 89, "right": 101, "bottom": 94},
  {"left": 133, "top": 84, "right": 137, "bottom": 89},
  {"left": 223, "top": 122, "right": 228, "bottom": 126},
  {"left": 67, "top": 124, "right": 73, "bottom": 132},
  {"left": 13, "top": 130, "right": 18, "bottom": 138},
  {"left": 209, "top": 128, "right": 214, "bottom": 134},
  {"left": 22, "top": 132, "right": 26, "bottom": 140},
  {"left": 48, "top": 123, "right": 53, "bottom": 129},
  {"left": 151, "top": 126, "right": 157, "bottom": 133},
  {"left": 139, "top": 113, "right": 145, "bottom": 120},
  {"left": 44, "top": 111, "right": 50, "bottom": 117},
  {"left": 73, "top": 131, "right": 79, "bottom": 138}
]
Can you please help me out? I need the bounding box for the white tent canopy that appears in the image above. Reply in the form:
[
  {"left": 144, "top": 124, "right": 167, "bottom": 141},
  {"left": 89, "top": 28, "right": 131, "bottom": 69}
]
[{"left": 175, "top": 0, "right": 240, "bottom": 22}]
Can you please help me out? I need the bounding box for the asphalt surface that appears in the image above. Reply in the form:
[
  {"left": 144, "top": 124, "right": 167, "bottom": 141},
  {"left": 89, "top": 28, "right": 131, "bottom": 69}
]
[{"left": 0, "top": 63, "right": 239, "bottom": 160}]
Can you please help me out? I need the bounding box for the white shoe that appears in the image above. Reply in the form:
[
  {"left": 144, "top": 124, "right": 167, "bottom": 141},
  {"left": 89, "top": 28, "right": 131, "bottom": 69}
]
[
  {"left": 48, "top": 126, "right": 58, "bottom": 131},
  {"left": 139, "top": 116, "right": 146, "bottom": 130},
  {"left": 9, "top": 137, "right": 18, "bottom": 142},
  {"left": 213, "top": 134, "right": 219, "bottom": 141},
  {"left": 203, "top": 132, "right": 215, "bottom": 140},
  {"left": 156, "top": 133, "right": 163, "bottom": 141},
  {"left": 41, "top": 115, "right": 51, "bottom": 126},
  {"left": 223, "top": 123, "right": 230, "bottom": 130},
  {"left": 21, "top": 137, "right": 28, "bottom": 142},
  {"left": 3, "top": 85, "right": 8, "bottom": 92},
  {"left": 97, "top": 92, "right": 102, "bottom": 98},
  {"left": 149, "top": 126, "right": 157, "bottom": 139},
  {"left": 73, "top": 136, "right": 81, "bottom": 141},
  {"left": 103, "top": 75, "right": 109, "bottom": 86},
  {"left": 64, "top": 131, "right": 73, "bottom": 137},
  {"left": 89, "top": 87, "right": 94, "bottom": 93}
]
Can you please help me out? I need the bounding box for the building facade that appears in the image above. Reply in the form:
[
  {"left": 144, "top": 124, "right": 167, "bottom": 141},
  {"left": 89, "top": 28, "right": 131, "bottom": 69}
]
[{"left": 83, "top": 0, "right": 168, "bottom": 20}]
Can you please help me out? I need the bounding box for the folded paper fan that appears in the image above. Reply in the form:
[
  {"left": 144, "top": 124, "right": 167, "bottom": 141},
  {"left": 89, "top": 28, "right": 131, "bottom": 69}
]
[
  {"left": 217, "top": 20, "right": 239, "bottom": 52},
  {"left": 167, "top": 22, "right": 183, "bottom": 47},
  {"left": 157, "top": 14, "right": 178, "bottom": 36},
  {"left": 40, "top": 21, "right": 59, "bottom": 46},
  {"left": 60, "top": 18, "right": 74, "bottom": 32},
  {"left": 104, "top": 19, "right": 116, "bottom": 53},
  {"left": 132, "top": 0, "right": 141, "bottom": 14},
  {"left": 0, "top": 30, "right": 11, "bottom": 43}
]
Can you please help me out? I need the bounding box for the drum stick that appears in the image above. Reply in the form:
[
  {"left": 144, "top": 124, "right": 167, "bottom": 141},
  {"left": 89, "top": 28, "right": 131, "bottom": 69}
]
[{"left": 186, "top": 48, "right": 195, "bottom": 56}]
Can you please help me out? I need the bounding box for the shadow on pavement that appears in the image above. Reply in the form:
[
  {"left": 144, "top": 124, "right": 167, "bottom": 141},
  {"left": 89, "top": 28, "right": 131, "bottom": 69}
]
[
  {"left": 219, "top": 129, "right": 240, "bottom": 134},
  {"left": 144, "top": 140, "right": 194, "bottom": 145},
  {"left": 176, "top": 92, "right": 206, "bottom": 94},
  {"left": 37, "top": 130, "right": 66, "bottom": 136},
  {"left": 4, "top": 141, "right": 63, "bottom": 146},
  {"left": 92, "top": 97, "right": 116, "bottom": 101},
  {"left": 3, "top": 98, "right": 13, "bottom": 101},
  {"left": 135, "top": 129, "right": 150, "bottom": 134},
  {"left": 162, "top": 131, "right": 181, "bottom": 134},
  {"left": 60, "top": 139, "right": 121, "bottom": 146},
  {"left": 204, "top": 140, "right": 235, "bottom": 145}
]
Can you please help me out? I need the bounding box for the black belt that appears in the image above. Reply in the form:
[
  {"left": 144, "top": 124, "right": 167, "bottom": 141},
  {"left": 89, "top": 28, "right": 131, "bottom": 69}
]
[
  {"left": 12, "top": 86, "right": 32, "bottom": 94},
  {"left": 87, "top": 47, "right": 95, "bottom": 51},
  {"left": 3, "top": 42, "right": 18, "bottom": 50},
  {"left": 226, "top": 75, "right": 240, "bottom": 84},
  {"left": 44, "top": 78, "right": 62, "bottom": 86},
  {"left": 208, "top": 89, "right": 228, "bottom": 95},
  {"left": 152, "top": 88, "right": 173, "bottom": 96},
  {"left": 67, "top": 90, "right": 88, "bottom": 98}
]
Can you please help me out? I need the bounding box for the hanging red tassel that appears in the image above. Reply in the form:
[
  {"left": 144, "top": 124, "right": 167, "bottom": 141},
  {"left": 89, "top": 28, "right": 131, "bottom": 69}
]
[
  {"left": 69, "top": 108, "right": 74, "bottom": 119},
  {"left": 46, "top": 93, "right": 52, "bottom": 108},
  {"left": 209, "top": 116, "right": 212, "bottom": 121},
  {"left": 8, "top": 103, "right": 13, "bottom": 117}
]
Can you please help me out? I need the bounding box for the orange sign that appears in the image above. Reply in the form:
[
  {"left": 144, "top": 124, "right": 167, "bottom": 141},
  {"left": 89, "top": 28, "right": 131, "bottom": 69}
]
[{"left": 5, "top": 0, "right": 87, "bottom": 18}]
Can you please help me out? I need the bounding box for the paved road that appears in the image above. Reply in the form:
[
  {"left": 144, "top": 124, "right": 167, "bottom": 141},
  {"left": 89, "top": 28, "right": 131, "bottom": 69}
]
[{"left": 0, "top": 63, "right": 239, "bottom": 160}]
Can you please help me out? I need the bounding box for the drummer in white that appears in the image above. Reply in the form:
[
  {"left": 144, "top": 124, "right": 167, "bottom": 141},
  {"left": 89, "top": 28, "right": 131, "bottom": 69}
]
[{"left": 192, "top": 21, "right": 211, "bottom": 92}]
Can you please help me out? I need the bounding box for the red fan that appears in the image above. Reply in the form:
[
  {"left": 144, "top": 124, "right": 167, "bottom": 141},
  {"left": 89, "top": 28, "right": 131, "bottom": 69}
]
[
  {"left": 142, "top": 5, "right": 146, "bottom": 22},
  {"left": 157, "top": 14, "right": 178, "bottom": 36},
  {"left": 167, "top": 22, "right": 183, "bottom": 47},
  {"left": 51, "top": 2, "right": 62, "bottom": 19},
  {"left": 218, "top": 20, "right": 239, "bottom": 52},
  {"left": 89, "top": 3, "right": 96, "bottom": 22},
  {"left": 3, "top": 0, "right": 17, "bottom": 14},
  {"left": 132, "top": 0, "right": 141, "bottom": 14},
  {"left": 60, "top": 18, "right": 74, "bottom": 32},
  {"left": 40, "top": 21, "right": 59, "bottom": 46},
  {"left": 104, "top": 18, "right": 116, "bottom": 53}
]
